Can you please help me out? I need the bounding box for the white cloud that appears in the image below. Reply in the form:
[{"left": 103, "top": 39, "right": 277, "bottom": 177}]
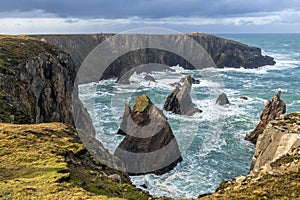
[{"left": 0, "top": 9, "right": 299, "bottom": 34}]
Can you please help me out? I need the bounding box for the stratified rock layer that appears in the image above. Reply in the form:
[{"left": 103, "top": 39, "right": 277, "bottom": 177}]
[
  {"left": 115, "top": 94, "right": 182, "bottom": 175},
  {"left": 164, "top": 75, "right": 201, "bottom": 115},
  {"left": 198, "top": 113, "right": 300, "bottom": 199},
  {"left": 245, "top": 91, "right": 286, "bottom": 144},
  {"left": 250, "top": 112, "right": 300, "bottom": 176}
]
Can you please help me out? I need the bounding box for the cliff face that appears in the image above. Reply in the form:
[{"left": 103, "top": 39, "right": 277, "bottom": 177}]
[
  {"left": 198, "top": 113, "right": 300, "bottom": 199},
  {"left": 0, "top": 35, "right": 75, "bottom": 125},
  {"left": 32, "top": 33, "right": 275, "bottom": 82},
  {"left": 187, "top": 33, "right": 275, "bottom": 68},
  {"left": 250, "top": 112, "right": 300, "bottom": 176}
]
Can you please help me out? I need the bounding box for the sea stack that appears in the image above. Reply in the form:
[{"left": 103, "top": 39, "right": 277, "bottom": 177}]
[
  {"left": 164, "top": 75, "right": 201, "bottom": 115},
  {"left": 114, "top": 94, "right": 182, "bottom": 175},
  {"left": 245, "top": 91, "right": 286, "bottom": 144},
  {"left": 216, "top": 92, "right": 230, "bottom": 106}
]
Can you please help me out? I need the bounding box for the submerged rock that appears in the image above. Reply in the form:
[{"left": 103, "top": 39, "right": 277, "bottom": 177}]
[
  {"left": 144, "top": 75, "right": 157, "bottom": 83},
  {"left": 114, "top": 94, "right": 182, "bottom": 175},
  {"left": 180, "top": 76, "right": 200, "bottom": 84},
  {"left": 216, "top": 92, "right": 230, "bottom": 106},
  {"left": 245, "top": 91, "right": 286, "bottom": 144},
  {"left": 240, "top": 96, "right": 248, "bottom": 100},
  {"left": 164, "top": 75, "right": 202, "bottom": 115}
]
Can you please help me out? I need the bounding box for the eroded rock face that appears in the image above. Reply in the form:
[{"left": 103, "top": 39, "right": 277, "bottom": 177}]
[
  {"left": 164, "top": 75, "right": 201, "bottom": 115},
  {"left": 245, "top": 91, "right": 286, "bottom": 144},
  {"left": 114, "top": 94, "right": 182, "bottom": 175},
  {"left": 198, "top": 113, "right": 300, "bottom": 199},
  {"left": 250, "top": 113, "right": 300, "bottom": 176},
  {"left": 216, "top": 92, "right": 230, "bottom": 106},
  {"left": 0, "top": 36, "right": 75, "bottom": 125},
  {"left": 33, "top": 33, "right": 275, "bottom": 83}
]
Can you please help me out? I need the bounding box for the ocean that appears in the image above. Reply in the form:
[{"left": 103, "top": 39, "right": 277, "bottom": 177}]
[{"left": 78, "top": 34, "right": 300, "bottom": 198}]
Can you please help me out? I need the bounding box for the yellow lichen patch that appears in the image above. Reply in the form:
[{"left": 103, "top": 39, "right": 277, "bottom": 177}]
[
  {"left": 0, "top": 123, "right": 121, "bottom": 200},
  {"left": 132, "top": 94, "right": 151, "bottom": 113}
]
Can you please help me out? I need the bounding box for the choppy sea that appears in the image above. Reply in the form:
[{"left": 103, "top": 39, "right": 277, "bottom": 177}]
[{"left": 79, "top": 34, "right": 300, "bottom": 198}]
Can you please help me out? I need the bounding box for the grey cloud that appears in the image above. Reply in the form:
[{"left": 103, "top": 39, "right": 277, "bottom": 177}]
[{"left": 1, "top": 0, "right": 300, "bottom": 19}]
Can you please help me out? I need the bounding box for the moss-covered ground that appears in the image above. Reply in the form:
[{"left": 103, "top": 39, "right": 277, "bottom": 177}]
[
  {"left": 0, "top": 123, "right": 152, "bottom": 200},
  {"left": 0, "top": 35, "right": 63, "bottom": 67}
]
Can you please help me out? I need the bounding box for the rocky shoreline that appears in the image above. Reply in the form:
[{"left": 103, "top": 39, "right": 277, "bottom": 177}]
[
  {"left": 199, "top": 112, "right": 300, "bottom": 199},
  {"left": 0, "top": 34, "right": 299, "bottom": 199}
]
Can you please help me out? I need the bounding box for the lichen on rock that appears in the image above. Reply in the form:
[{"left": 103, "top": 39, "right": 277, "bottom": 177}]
[{"left": 115, "top": 94, "right": 182, "bottom": 175}]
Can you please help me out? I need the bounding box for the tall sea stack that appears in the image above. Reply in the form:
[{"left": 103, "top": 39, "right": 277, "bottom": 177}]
[{"left": 115, "top": 94, "right": 182, "bottom": 175}]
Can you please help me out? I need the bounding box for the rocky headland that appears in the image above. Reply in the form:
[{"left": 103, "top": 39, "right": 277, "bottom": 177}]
[
  {"left": 0, "top": 35, "right": 151, "bottom": 199},
  {"left": 32, "top": 33, "right": 275, "bottom": 83},
  {"left": 0, "top": 34, "right": 298, "bottom": 199},
  {"left": 199, "top": 112, "right": 300, "bottom": 200}
]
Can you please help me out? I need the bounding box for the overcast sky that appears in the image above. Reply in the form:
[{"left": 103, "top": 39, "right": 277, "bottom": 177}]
[{"left": 1, "top": 0, "right": 300, "bottom": 34}]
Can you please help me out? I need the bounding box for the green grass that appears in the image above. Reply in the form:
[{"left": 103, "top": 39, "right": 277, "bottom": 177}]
[
  {"left": 0, "top": 35, "right": 64, "bottom": 67},
  {"left": 0, "top": 123, "right": 152, "bottom": 200}
]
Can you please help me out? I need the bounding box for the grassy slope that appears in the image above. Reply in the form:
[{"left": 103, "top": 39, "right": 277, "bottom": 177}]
[
  {"left": 0, "top": 123, "right": 151, "bottom": 200},
  {"left": 0, "top": 35, "right": 63, "bottom": 66}
]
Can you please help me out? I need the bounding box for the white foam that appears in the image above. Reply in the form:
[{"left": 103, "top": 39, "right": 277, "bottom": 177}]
[{"left": 170, "top": 64, "right": 187, "bottom": 73}]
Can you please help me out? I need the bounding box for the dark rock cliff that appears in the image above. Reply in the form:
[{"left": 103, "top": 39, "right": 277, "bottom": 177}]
[
  {"left": 0, "top": 35, "right": 75, "bottom": 125},
  {"left": 0, "top": 35, "right": 127, "bottom": 180},
  {"left": 32, "top": 33, "right": 275, "bottom": 82}
]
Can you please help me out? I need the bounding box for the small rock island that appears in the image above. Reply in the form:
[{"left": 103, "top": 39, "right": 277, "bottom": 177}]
[{"left": 115, "top": 94, "right": 182, "bottom": 175}]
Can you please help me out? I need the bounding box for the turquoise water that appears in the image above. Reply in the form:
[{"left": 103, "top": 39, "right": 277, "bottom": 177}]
[{"left": 79, "top": 34, "right": 300, "bottom": 198}]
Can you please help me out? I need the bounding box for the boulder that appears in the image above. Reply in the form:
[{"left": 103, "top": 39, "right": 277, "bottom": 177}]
[
  {"left": 245, "top": 91, "right": 286, "bottom": 144},
  {"left": 240, "top": 96, "right": 248, "bottom": 100},
  {"left": 164, "top": 75, "right": 202, "bottom": 115},
  {"left": 114, "top": 94, "right": 182, "bottom": 175},
  {"left": 216, "top": 93, "right": 230, "bottom": 106}
]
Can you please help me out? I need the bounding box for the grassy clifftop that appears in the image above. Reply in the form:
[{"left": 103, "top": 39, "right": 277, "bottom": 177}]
[
  {"left": 0, "top": 35, "right": 63, "bottom": 67},
  {"left": 0, "top": 123, "right": 151, "bottom": 200}
]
